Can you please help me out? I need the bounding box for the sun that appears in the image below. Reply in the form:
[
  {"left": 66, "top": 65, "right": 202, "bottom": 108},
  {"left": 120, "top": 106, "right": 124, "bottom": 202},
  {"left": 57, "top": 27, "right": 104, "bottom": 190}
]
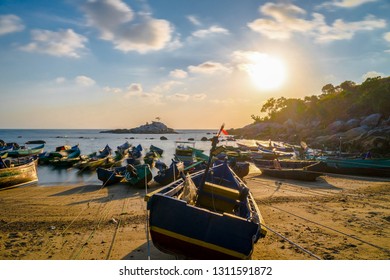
[{"left": 246, "top": 54, "right": 287, "bottom": 90}]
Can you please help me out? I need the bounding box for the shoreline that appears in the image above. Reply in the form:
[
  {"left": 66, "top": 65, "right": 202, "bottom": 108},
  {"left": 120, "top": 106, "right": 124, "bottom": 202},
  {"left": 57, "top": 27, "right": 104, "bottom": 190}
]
[{"left": 0, "top": 166, "right": 389, "bottom": 260}]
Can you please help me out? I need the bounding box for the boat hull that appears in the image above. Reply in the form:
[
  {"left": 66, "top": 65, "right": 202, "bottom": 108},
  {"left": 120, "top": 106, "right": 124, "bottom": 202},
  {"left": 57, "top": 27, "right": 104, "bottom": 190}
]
[
  {"left": 305, "top": 161, "right": 390, "bottom": 177},
  {"left": 147, "top": 162, "right": 266, "bottom": 260},
  {"left": 260, "top": 168, "right": 322, "bottom": 181},
  {"left": 0, "top": 159, "right": 38, "bottom": 188},
  {"left": 149, "top": 195, "right": 259, "bottom": 260}
]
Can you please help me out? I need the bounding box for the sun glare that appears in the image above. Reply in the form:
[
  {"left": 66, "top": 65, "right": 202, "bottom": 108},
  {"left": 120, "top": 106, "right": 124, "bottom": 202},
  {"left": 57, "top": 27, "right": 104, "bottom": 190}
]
[{"left": 246, "top": 54, "right": 287, "bottom": 90}]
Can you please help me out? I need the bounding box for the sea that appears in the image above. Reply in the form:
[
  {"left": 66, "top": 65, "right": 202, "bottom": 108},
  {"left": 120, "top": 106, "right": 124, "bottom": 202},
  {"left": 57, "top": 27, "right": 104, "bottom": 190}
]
[{"left": 0, "top": 129, "right": 240, "bottom": 186}]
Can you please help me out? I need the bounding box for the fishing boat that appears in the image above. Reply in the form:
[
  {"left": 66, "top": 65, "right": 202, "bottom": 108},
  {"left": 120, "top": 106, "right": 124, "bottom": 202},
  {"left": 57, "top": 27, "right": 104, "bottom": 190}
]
[
  {"left": 154, "top": 160, "right": 205, "bottom": 186},
  {"left": 50, "top": 145, "right": 82, "bottom": 168},
  {"left": 74, "top": 144, "right": 113, "bottom": 171},
  {"left": 305, "top": 158, "right": 390, "bottom": 177},
  {"left": 7, "top": 144, "right": 44, "bottom": 158},
  {"left": 174, "top": 141, "right": 197, "bottom": 166},
  {"left": 39, "top": 144, "right": 80, "bottom": 165},
  {"left": 253, "top": 158, "right": 318, "bottom": 169},
  {"left": 259, "top": 167, "right": 322, "bottom": 181},
  {"left": 150, "top": 145, "right": 164, "bottom": 156},
  {"left": 145, "top": 125, "right": 267, "bottom": 259},
  {"left": 97, "top": 164, "right": 152, "bottom": 187},
  {"left": 0, "top": 157, "right": 38, "bottom": 188}
]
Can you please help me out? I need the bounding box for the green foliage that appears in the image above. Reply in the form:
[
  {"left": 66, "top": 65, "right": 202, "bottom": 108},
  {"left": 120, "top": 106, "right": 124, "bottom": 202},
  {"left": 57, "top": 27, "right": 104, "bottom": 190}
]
[{"left": 252, "top": 76, "right": 390, "bottom": 125}]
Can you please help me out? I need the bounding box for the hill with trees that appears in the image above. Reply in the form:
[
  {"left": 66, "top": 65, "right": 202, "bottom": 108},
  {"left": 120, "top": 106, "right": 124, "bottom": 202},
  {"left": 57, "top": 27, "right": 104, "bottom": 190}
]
[{"left": 230, "top": 76, "right": 390, "bottom": 155}]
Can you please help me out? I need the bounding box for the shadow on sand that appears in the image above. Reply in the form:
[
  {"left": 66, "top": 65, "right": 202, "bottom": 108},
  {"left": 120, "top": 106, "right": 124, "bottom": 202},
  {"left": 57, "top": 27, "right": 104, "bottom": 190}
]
[{"left": 121, "top": 241, "right": 176, "bottom": 260}]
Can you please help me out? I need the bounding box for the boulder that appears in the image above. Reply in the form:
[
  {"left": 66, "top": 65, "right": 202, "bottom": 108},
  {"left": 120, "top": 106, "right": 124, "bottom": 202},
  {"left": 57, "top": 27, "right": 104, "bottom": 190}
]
[
  {"left": 360, "top": 113, "right": 381, "bottom": 128},
  {"left": 345, "top": 119, "right": 360, "bottom": 130},
  {"left": 326, "top": 120, "right": 345, "bottom": 133}
]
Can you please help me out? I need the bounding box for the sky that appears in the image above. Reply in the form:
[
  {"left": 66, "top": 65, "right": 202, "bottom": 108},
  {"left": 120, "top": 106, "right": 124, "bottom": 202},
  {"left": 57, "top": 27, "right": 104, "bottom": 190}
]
[{"left": 0, "top": 0, "right": 389, "bottom": 129}]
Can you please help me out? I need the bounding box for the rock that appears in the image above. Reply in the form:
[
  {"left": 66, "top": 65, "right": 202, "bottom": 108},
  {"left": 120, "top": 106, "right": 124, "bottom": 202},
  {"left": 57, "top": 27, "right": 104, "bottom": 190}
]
[
  {"left": 343, "top": 127, "right": 369, "bottom": 140},
  {"left": 160, "top": 136, "right": 168, "bottom": 140},
  {"left": 201, "top": 137, "right": 208, "bottom": 141},
  {"left": 360, "top": 113, "right": 381, "bottom": 128},
  {"left": 345, "top": 119, "right": 360, "bottom": 130},
  {"left": 327, "top": 120, "right": 345, "bottom": 133},
  {"left": 100, "top": 121, "right": 177, "bottom": 134}
]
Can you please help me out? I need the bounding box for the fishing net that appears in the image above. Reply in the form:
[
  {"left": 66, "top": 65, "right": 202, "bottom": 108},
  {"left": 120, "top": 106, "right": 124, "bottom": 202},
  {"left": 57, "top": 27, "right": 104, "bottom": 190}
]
[{"left": 181, "top": 174, "right": 197, "bottom": 205}]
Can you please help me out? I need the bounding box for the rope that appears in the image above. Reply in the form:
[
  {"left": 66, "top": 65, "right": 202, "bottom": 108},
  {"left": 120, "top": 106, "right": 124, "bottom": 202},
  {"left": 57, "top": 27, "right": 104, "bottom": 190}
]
[
  {"left": 261, "top": 223, "right": 321, "bottom": 260},
  {"left": 261, "top": 201, "right": 390, "bottom": 254}
]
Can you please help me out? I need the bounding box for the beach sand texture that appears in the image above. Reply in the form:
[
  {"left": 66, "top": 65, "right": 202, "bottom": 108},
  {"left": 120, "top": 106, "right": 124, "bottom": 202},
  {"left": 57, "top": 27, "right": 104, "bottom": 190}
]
[{"left": 0, "top": 167, "right": 389, "bottom": 260}]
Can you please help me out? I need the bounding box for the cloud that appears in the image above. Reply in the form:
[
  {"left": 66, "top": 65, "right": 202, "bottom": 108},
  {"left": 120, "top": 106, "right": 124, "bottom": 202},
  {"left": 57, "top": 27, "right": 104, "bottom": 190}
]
[
  {"left": 0, "top": 14, "right": 25, "bottom": 36},
  {"left": 169, "top": 69, "right": 188, "bottom": 79},
  {"left": 127, "top": 83, "right": 143, "bottom": 93},
  {"left": 248, "top": 3, "right": 313, "bottom": 40},
  {"left": 314, "top": 14, "right": 386, "bottom": 43},
  {"left": 319, "top": 0, "right": 377, "bottom": 9},
  {"left": 247, "top": 2, "right": 386, "bottom": 43},
  {"left": 167, "top": 93, "right": 190, "bottom": 102},
  {"left": 166, "top": 93, "right": 207, "bottom": 102},
  {"left": 82, "top": 0, "right": 173, "bottom": 53},
  {"left": 187, "top": 15, "right": 202, "bottom": 26},
  {"left": 362, "top": 71, "right": 384, "bottom": 80},
  {"left": 188, "top": 61, "right": 231, "bottom": 74},
  {"left": 384, "top": 32, "right": 390, "bottom": 42},
  {"left": 192, "top": 25, "right": 229, "bottom": 38},
  {"left": 20, "top": 29, "right": 88, "bottom": 58},
  {"left": 75, "top": 75, "right": 96, "bottom": 86},
  {"left": 55, "top": 77, "right": 66, "bottom": 84},
  {"left": 192, "top": 93, "right": 207, "bottom": 101},
  {"left": 103, "top": 86, "right": 123, "bottom": 94}
]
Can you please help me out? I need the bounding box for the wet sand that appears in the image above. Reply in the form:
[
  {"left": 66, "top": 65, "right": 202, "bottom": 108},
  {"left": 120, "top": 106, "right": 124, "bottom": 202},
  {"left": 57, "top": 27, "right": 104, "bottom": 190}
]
[{"left": 0, "top": 166, "right": 389, "bottom": 260}]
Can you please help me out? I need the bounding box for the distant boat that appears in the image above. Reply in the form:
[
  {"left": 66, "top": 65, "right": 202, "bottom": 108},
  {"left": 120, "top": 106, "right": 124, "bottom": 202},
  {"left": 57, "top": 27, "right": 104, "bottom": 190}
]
[
  {"left": 25, "top": 140, "right": 46, "bottom": 144},
  {"left": 74, "top": 144, "right": 113, "bottom": 171},
  {"left": 174, "top": 141, "right": 197, "bottom": 166},
  {"left": 7, "top": 144, "right": 44, "bottom": 158},
  {"left": 150, "top": 145, "right": 164, "bottom": 156},
  {"left": 0, "top": 157, "right": 38, "bottom": 188}
]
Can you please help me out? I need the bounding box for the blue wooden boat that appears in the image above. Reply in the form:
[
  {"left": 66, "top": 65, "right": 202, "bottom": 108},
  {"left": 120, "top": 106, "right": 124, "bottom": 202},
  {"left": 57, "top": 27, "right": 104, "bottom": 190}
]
[
  {"left": 145, "top": 125, "right": 267, "bottom": 259},
  {"left": 154, "top": 160, "right": 205, "bottom": 186},
  {"left": 146, "top": 161, "right": 267, "bottom": 259},
  {"left": 150, "top": 145, "right": 164, "bottom": 156},
  {"left": 97, "top": 164, "right": 152, "bottom": 187},
  {"left": 7, "top": 144, "right": 44, "bottom": 158}
]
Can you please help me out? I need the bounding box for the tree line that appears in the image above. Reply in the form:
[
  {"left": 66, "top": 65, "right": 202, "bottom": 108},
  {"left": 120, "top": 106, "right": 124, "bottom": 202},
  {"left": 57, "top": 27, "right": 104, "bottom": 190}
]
[{"left": 251, "top": 76, "right": 390, "bottom": 126}]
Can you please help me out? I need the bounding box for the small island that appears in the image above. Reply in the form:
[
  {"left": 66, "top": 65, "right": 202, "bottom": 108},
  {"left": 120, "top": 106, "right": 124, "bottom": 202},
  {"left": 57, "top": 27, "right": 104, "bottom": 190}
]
[{"left": 100, "top": 121, "right": 177, "bottom": 134}]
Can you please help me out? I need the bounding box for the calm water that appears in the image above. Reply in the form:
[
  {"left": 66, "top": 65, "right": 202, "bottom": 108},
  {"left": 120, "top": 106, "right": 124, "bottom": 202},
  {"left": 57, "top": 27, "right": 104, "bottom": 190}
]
[{"left": 0, "top": 129, "right": 236, "bottom": 186}]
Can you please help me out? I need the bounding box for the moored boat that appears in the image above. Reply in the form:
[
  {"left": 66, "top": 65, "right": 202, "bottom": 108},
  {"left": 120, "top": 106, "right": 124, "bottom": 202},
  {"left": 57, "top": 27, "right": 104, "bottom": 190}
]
[
  {"left": 0, "top": 157, "right": 38, "bottom": 188},
  {"left": 305, "top": 158, "right": 390, "bottom": 177},
  {"left": 145, "top": 125, "right": 267, "bottom": 259},
  {"left": 7, "top": 144, "right": 44, "bottom": 158},
  {"left": 97, "top": 164, "right": 152, "bottom": 187},
  {"left": 259, "top": 167, "right": 322, "bottom": 181}
]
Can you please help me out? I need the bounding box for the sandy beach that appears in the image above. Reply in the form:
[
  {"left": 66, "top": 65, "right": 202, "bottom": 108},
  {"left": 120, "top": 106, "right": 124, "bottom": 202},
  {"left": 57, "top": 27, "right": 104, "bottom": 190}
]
[{"left": 0, "top": 165, "right": 389, "bottom": 260}]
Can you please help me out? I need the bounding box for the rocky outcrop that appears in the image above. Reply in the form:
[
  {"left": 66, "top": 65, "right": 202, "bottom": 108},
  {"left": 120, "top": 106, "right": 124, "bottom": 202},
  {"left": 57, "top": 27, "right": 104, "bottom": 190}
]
[
  {"left": 230, "top": 114, "right": 390, "bottom": 155},
  {"left": 100, "top": 121, "right": 177, "bottom": 134}
]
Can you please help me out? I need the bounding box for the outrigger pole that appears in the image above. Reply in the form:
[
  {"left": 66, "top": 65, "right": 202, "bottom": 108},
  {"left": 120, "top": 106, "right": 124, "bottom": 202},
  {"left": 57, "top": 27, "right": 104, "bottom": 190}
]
[{"left": 198, "top": 123, "right": 225, "bottom": 192}]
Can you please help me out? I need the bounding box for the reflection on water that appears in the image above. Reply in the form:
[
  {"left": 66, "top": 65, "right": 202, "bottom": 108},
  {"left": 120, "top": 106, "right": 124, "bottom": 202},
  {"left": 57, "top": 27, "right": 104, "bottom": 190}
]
[{"left": 37, "top": 165, "right": 100, "bottom": 186}]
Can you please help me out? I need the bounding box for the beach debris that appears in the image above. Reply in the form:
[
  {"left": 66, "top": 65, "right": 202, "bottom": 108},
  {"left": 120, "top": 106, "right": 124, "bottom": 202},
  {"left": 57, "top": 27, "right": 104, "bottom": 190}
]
[
  {"left": 49, "top": 226, "right": 56, "bottom": 230},
  {"left": 110, "top": 217, "right": 118, "bottom": 224}
]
